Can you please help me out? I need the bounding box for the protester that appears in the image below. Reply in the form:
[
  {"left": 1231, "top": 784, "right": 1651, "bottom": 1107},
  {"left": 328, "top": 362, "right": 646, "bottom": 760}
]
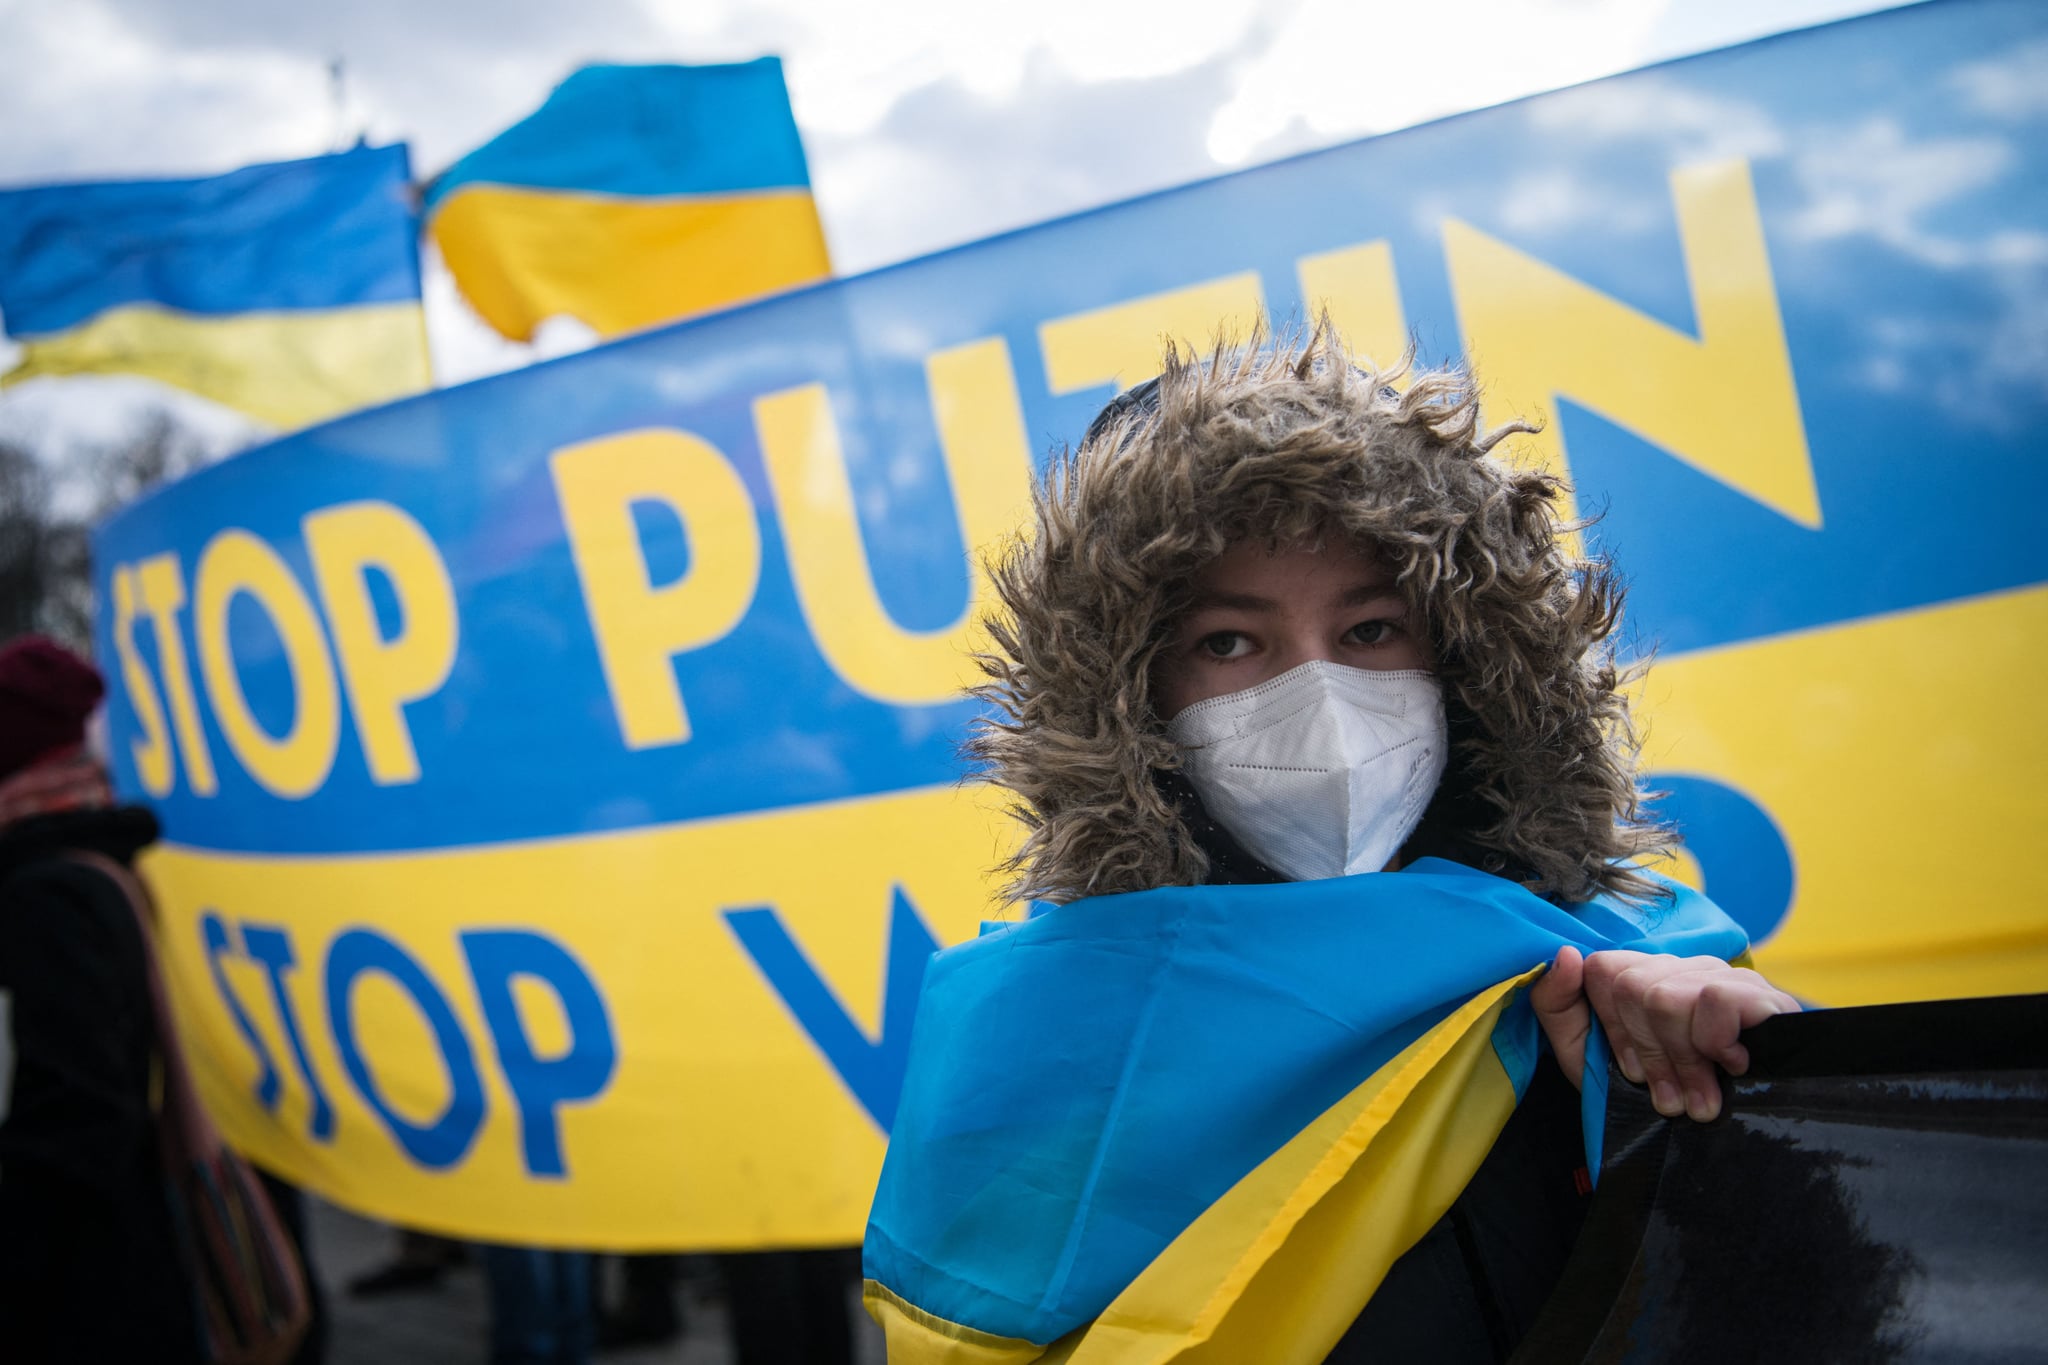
[
  {"left": 477, "top": 1242, "right": 594, "bottom": 1365},
  {"left": 0, "top": 635, "right": 202, "bottom": 1362},
  {"left": 719, "top": 1248, "right": 857, "bottom": 1365},
  {"left": 864, "top": 325, "right": 1802, "bottom": 1363},
  {"left": 347, "top": 1227, "right": 467, "bottom": 1298},
  {"left": 593, "top": 1253, "right": 682, "bottom": 1350}
]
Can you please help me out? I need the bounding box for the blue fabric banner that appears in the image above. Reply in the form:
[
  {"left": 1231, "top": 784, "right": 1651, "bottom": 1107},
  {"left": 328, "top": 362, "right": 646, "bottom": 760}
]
[{"left": 82, "top": 0, "right": 2048, "bottom": 1249}]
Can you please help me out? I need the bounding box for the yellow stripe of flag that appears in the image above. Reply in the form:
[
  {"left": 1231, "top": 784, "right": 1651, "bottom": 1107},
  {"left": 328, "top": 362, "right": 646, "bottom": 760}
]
[
  {"left": 2, "top": 300, "right": 431, "bottom": 430},
  {"left": 430, "top": 185, "right": 829, "bottom": 341}
]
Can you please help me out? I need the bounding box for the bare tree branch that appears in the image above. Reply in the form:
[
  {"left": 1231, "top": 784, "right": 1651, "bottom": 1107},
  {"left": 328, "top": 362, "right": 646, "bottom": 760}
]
[{"left": 0, "top": 407, "right": 225, "bottom": 651}]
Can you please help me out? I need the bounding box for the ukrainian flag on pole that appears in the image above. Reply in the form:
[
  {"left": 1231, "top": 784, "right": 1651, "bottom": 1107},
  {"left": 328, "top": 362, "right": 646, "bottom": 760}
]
[
  {"left": 0, "top": 144, "right": 429, "bottom": 431},
  {"left": 424, "top": 59, "right": 833, "bottom": 341}
]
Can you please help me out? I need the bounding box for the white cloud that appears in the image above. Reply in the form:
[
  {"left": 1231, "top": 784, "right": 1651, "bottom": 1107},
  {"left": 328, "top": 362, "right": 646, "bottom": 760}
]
[
  {"left": 1207, "top": 0, "right": 1669, "bottom": 165},
  {"left": 703, "top": 0, "right": 1265, "bottom": 139},
  {"left": 0, "top": 0, "right": 745, "bottom": 186},
  {"left": 1949, "top": 35, "right": 2048, "bottom": 122},
  {"left": 1974, "top": 282, "right": 2048, "bottom": 400},
  {"left": 1493, "top": 167, "right": 1662, "bottom": 237},
  {"left": 1524, "top": 75, "right": 1787, "bottom": 165},
  {"left": 0, "top": 0, "right": 330, "bottom": 185},
  {"left": 808, "top": 46, "right": 1240, "bottom": 273},
  {"left": 1777, "top": 113, "right": 2048, "bottom": 430},
  {"left": 1856, "top": 281, "right": 2048, "bottom": 436},
  {"left": 1785, "top": 117, "right": 2018, "bottom": 269}
]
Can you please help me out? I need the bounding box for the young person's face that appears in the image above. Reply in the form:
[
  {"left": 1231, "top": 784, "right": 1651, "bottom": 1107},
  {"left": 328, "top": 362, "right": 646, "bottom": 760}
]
[{"left": 1154, "top": 537, "right": 1431, "bottom": 720}]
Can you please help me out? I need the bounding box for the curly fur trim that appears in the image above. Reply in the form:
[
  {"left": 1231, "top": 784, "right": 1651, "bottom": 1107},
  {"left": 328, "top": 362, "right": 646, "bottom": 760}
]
[{"left": 967, "top": 318, "right": 1672, "bottom": 905}]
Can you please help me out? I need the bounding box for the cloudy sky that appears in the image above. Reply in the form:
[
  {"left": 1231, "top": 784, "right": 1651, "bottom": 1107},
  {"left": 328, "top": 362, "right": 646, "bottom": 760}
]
[{"left": 0, "top": 0, "right": 1908, "bottom": 461}]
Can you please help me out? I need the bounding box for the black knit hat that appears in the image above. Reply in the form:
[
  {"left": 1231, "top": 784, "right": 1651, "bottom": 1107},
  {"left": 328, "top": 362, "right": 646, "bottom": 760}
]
[{"left": 0, "top": 636, "right": 105, "bottom": 780}]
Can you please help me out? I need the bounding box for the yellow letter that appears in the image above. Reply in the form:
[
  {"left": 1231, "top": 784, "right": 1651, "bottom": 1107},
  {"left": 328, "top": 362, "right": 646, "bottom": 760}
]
[
  {"left": 193, "top": 530, "right": 343, "bottom": 799},
  {"left": 136, "top": 553, "right": 218, "bottom": 796},
  {"left": 550, "top": 429, "right": 761, "bottom": 749},
  {"left": 1443, "top": 159, "right": 1819, "bottom": 527},
  {"left": 303, "top": 501, "right": 459, "bottom": 786},
  {"left": 752, "top": 337, "right": 1036, "bottom": 705},
  {"left": 110, "top": 564, "right": 174, "bottom": 797},
  {"left": 1297, "top": 239, "right": 1410, "bottom": 376},
  {"left": 1038, "top": 273, "right": 1266, "bottom": 396}
]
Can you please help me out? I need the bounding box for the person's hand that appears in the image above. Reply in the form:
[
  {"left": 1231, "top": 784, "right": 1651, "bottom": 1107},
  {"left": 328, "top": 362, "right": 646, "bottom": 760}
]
[{"left": 1529, "top": 947, "right": 1801, "bottom": 1122}]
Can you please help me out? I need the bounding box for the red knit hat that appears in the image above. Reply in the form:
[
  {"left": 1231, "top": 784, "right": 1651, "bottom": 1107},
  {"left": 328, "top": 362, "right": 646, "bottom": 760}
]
[{"left": 0, "top": 636, "right": 106, "bottom": 780}]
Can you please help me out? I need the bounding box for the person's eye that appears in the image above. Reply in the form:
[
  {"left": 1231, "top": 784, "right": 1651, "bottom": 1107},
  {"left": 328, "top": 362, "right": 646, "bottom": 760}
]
[
  {"left": 1198, "top": 631, "right": 1254, "bottom": 660},
  {"left": 1344, "top": 619, "right": 1399, "bottom": 646}
]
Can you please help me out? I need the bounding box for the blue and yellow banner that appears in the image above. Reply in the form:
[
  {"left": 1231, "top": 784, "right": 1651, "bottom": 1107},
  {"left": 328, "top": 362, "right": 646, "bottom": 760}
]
[
  {"left": 424, "top": 60, "right": 833, "bottom": 341},
  {"left": 0, "top": 144, "right": 430, "bottom": 429},
  {"left": 91, "top": 0, "right": 2048, "bottom": 1249}
]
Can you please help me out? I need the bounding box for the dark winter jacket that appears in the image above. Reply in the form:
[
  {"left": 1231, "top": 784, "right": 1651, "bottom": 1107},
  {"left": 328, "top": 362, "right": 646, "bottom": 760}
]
[{"left": 0, "top": 805, "right": 203, "bottom": 1364}]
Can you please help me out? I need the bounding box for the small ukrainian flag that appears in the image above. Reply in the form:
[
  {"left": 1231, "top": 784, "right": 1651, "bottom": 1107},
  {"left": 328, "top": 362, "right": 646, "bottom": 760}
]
[
  {"left": 864, "top": 862, "right": 1749, "bottom": 1363},
  {"left": 0, "top": 144, "right": 430, "bottom": 431},
  {"left": 424, "top": 59, "right": 833, "bottom": 342}
]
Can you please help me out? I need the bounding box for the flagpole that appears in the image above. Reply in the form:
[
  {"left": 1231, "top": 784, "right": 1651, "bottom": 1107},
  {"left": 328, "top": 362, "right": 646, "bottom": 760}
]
[{"left": 329, "top": 58, "right": 351, "bottom": 152}]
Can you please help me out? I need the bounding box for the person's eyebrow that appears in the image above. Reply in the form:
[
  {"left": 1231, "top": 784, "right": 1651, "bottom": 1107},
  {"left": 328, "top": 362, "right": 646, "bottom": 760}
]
[
  {"left": 1186, "top": 588, "right": 1281, "bottom": 612},
  {"left": 1339, "top": 584, "right": 1408, "bottom": 609},
  {"left": 1186, "top": 584, "right": 1407, "bottom": 612}
]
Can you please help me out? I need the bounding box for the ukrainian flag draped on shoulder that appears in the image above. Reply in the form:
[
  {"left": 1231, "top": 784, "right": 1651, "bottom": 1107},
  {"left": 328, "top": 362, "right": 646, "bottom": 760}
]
[
  {"left": 863, "top": 859, "right": 1747, "bottom": 1364},
  {"left": 0, "top": 144, "right": 429, "bottom": 429},
  {"left": 424, "top": 59, "right": 832, "bottom": 341}
]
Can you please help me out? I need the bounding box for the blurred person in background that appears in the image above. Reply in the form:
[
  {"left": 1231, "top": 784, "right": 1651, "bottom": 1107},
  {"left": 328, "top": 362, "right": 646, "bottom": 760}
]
[
  {"left": 0, "top": 635, "right": 202, "bottom": 1362},
  {"left": 593, "top": 1253, "right": 682, "bottom": 1351},
  {"left": 477, "top": 1242, "right": 594, "bottom": 1365},
  {"left": 719, "top": 1248, "right": 857, "bottom": 1365},
  {"left": 0, "top": 635, "right": 329, "bottom": 1363},
  {"left": 348, "top": 1227, "right": 467, "bottom": 1298}
]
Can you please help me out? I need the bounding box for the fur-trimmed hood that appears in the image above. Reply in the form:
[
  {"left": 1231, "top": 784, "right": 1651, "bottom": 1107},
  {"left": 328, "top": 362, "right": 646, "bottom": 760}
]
[{"left": 968, "top": 323, "right": 1670, "bottom": 906}]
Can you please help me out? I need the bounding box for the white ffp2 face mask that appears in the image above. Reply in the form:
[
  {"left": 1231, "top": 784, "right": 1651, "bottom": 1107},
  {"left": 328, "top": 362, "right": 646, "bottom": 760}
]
[{"left": 1166, "top": 660, "right": 1450, "bottom": 882}]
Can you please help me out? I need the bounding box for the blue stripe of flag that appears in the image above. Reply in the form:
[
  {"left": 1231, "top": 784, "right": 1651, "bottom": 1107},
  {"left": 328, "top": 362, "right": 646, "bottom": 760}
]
[
  {"left": 422, "top": 59, "right": 813, "bottom": 211},
  {"left": 0, "top": 143, "right": 420, "bottom": 337}
]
